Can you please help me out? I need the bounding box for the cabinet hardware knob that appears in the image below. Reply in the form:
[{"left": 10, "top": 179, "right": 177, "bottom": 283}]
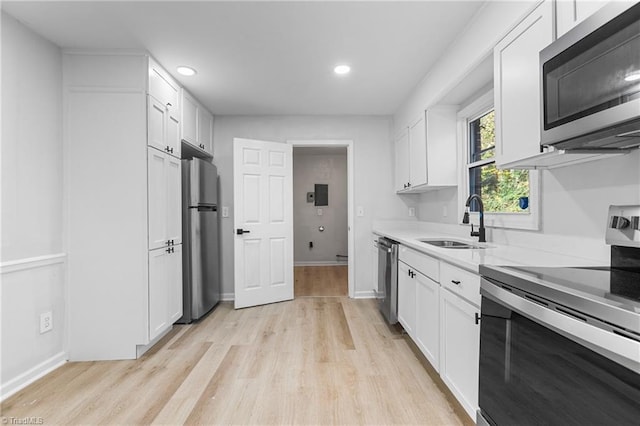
[
  {"left": 166, "top": 247, "right": 171, "bottom": 253},
  {"left": 170, "top": 147, "right": 174, "bottom": 153},
  {"left": 451, "top": 280, "right": 461, "bottom": 285},
  {"left": 475, "top": 313, "right": 481, "bottom": 325},
  {"left": 166, "top": 240, "right": 170, "bottom": 246},
  {"left": 166, "top": 102, "right": 172, "bottom": 108}
]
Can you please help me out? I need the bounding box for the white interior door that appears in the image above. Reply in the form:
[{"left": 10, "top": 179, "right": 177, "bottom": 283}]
[{"left": 233, "top": 138, "right": 293, "bottom": 309}]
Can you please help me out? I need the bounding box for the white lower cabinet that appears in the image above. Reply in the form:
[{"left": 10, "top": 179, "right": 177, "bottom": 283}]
[
  {"left": 396, "top": 244, "right": 480, "bottom": 421},
  {"left": 439, "top": 287, "right": 480, "bottom": 420},
  {"left": 415, "top": 272, "right": 440, "bottom": 372},
  {"left": 397, "top": 261, "right": 416, "bottom": 337},
  {"left": 372, "top": 236, "right": 379, "bottom": 292},
  {"left": 149, "top": 244, "right": 183, "bottom": 341}
]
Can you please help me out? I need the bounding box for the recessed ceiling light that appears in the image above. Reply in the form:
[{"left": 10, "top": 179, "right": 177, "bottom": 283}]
[
  {"left": 624, "top": 71, "right": 640, "bottom": 82},
  {"left": 177, "top": 66, "right": 197, "bottom": 76},
  {"left": 334, "top": 65, "right": 351, "bottom": 75}
]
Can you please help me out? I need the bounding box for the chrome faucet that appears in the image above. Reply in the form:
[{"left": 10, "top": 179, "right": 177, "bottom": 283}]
[{"left": 462, "top": 194, "right": 486, "bottom": 243}]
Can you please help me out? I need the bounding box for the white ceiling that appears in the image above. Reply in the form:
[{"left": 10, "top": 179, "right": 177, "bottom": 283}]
[{"left": 2, "top": 1, "right": 486, "bottom": 116}]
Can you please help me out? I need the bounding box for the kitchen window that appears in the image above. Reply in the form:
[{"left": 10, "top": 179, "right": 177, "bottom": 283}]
[{"left": 458, "top": 90, "right": 539, "bottom": 230}]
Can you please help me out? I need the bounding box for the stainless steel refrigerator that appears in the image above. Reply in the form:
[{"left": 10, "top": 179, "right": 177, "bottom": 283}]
[{"left": 177, "top": 157, "right": 220, "bottom": 323}]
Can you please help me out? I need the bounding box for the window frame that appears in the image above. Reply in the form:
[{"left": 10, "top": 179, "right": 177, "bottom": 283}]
[{"left": 457, "top": 90, "right": 540, "bottom": 231}]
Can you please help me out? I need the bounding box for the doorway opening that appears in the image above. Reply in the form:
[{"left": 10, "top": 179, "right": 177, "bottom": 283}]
[{"left": 288, "top": 140, "right": 354, "bottom": 298}]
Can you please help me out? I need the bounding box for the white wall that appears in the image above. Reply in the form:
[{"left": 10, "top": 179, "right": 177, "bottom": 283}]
[
  {"left": 213, "top": 115, "right": 409, "bottom": 298},
  {"left": 293, "top": 150, "right": 348, "bottom": 264},
  {"left": 1, "top": 12, "right": 66, "bottom": 398}
]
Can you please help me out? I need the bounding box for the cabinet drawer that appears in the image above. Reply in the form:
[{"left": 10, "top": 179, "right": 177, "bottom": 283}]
[
  {"left": 440, "top": 262, "right": 480, "bottom": 307},
  {"left": 398, "top": 246, "right": 439, "bottom": 282}
]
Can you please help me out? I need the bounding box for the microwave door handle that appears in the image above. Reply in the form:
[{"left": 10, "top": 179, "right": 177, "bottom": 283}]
[{"left": 481, "top": 280, "right": 640, "bottom": 374}]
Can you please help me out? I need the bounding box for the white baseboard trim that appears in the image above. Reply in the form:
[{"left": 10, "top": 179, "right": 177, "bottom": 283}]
[
  {"left": 1, "top": 352, "right": 67, "bottom": 402},
  {"left": 220, "top": 292, "right": 235, "bottom": 302},
  {"left": 353, "top": 290, "right": 376, "bottom": 299},
  {"left": 1, "top": 253, "right": 66, "bottom": 274},
  {"left": 294, "top": 261, "right": 348, "bottom": 267}
]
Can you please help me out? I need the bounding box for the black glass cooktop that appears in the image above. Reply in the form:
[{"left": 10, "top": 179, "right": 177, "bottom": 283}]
[
  {"left": 503, "top": 266, "right": 640, "bottom": 305},
  {"left": 480, "top": 263, "right": 640, "bottom": 334}
]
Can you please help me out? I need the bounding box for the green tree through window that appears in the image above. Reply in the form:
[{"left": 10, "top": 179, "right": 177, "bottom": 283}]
[{"left": 468, "top": 111, "right": 529, "bottom": 213}]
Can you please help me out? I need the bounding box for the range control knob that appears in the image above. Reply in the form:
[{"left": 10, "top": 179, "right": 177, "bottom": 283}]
[{"left": 610, "top": 215, "right": 631, "bottom": 229}]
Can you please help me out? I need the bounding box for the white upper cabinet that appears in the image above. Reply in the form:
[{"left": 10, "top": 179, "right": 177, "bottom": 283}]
[
  {"left": 494, "top": 0, "right": 553, "bottom": 168},
  {"left": 395, "top": 106, "right": 457, "bottom": 193},
  {"left": 556, "top": 0, "right": 609, "bottom": 37},
  {"left": 149, "top": 59, "right": 180, "bottom": 158},
  {"left": 394, "top": 128, "right": 410, "bottom": 192},
  {"left": 181, "top": 89, "right": 198, "bottom": 145},
  {"left": 198, "top": 107, "right": 214, "bottom": 154},
  {"left": 409, "top": 115, "right": 428, "bottom": 187},
  {"left": 180, "top": 88, "right": 214, "bottom": 157}
]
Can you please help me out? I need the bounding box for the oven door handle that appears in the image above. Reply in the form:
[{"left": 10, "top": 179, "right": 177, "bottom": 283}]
[{"left": 481, "top": 279, "right": 640, "bottom": 374}]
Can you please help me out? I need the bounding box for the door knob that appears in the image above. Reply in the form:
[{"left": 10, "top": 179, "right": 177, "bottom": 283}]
[{"left": 236, "top": 229, "right": 251, "bottom": 235}]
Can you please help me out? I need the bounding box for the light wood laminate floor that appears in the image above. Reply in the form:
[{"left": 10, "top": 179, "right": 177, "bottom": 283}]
[
  {"left": 2, "top": 297, "right": 472, "bottom": 425},
  {"left": 295, "top": 265, "right": 348, "bottom": 297}
]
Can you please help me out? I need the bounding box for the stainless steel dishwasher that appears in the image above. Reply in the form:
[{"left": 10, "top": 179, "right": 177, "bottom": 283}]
[{"left": 377, "top": 237, "right": 399, "bottom": 324}]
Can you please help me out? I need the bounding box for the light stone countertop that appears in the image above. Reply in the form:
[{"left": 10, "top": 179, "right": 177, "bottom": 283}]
[{"left": 373, "top": 223, "right": 603, "bottom": 274}]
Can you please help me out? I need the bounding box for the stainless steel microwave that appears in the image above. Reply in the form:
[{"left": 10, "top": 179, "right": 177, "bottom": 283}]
[{"left": 540, "top": 2, "right": 640, "bottom": 151}]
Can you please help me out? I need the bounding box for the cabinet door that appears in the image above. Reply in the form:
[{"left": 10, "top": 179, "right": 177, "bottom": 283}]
[
  {"left": 556, "top": 0, "right": 608, "bottom": 37},
  {"left": 494, "top": 0, "right": 553, "bottom": 167},
  {"left": 149, "top": 59, "right": 179, "bottom": 111},
  {"left": 148, "top": 96, "right": 167, "bottom": 153},
  {"left": 148, "top": 148, "right": 168, "bottom": 250},
  {"left": 372, "top": 238, "right": 379, "bottom": 293},
  {"left": 409, "top": 115, "right": 428, "bottom": 187},
  {"left": 149, "top": 247, "right": 169, "bottom": 341},
  {"left": 397, "top": 261, "right": 416, "bottom": 337},
  {"left": 167, "top": 244, "right": 183, "bottom": 323},
  {"left": 425, "top": 106, "right": 457, "bottom": 186},
  {"left": 439, "top": 289, "right": 480, "bottom": 419},
  {"left": 167, "top": 105, "right": 181, "bottom": 158},
  {"left": 166, "top": 155, "right": 182, "bottom": 245},
  {"left": 198, "top": 108, "right": 214, "bottom": 155},
  {"left": 415, "top": 271, "right": 440, "bottom": 372},
  {"left": 394, "top": 129, "right": 410, "bottom": 192},
  {"left": 181, "top": 90, "right": 198, "bottom": 145}
]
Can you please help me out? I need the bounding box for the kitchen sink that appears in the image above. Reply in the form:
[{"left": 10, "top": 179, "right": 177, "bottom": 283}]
[{"left": 418, "top": 239, "right": 487, "bottom": 249}]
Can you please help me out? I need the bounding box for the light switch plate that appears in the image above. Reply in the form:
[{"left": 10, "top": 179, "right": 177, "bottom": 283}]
[
  {"left": 408, "top": 207, "right": 415, "bottom": 217},
  {"left": 317, "top": 208, "right": 323, "bottom": 216}
]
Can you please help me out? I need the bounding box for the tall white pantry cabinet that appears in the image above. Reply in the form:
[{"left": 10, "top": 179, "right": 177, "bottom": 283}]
[{"left": 64, "top": 52, "right": 183, "bottom": 360}]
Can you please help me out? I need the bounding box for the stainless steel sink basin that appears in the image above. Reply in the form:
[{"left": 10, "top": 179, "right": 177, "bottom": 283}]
[{"left": 418, "top": 239, "right": 486, "bottom": 249}]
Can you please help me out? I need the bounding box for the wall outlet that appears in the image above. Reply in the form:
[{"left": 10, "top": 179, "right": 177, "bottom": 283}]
[
  {"left": 40, "top": 311, "right": 53, "bottom": 334},
  {"left": 408, "top": 207, "right": 415, "bottom": 217},
  {"left": 317, "top": 208, "right": 323, "bottom": 216},
  {"left": 442, "top": 206, "right": 448, "bottom": 217},
  {"left": 222, "top": 206, "right": 229, "bottom": 218}
]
